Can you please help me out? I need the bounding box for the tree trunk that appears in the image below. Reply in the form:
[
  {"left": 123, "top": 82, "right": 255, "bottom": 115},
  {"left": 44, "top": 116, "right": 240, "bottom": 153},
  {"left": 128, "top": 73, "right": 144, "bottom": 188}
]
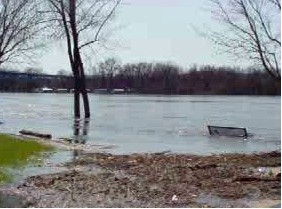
[
  {"left": 73, "top": 62, "right": 90, "bottom": 119},
  {"left": 82, "top": 88, "right": 90, "bottom": 118},
  {"left": 69, "top": 0, "right": 90, "bottom": 119},
  {"left": 80, "top": 72, "right": 90, "bottom": 118},
  {"left": 77, "top": 53, "right": 90, "bottom": 118},
  {"left": 74, "top": 76, "right": 80, "bottom": 119}
]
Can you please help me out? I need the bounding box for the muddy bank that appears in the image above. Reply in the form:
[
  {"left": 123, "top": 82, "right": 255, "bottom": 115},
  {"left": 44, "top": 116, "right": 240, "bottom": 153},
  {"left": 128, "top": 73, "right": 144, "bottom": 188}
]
[{"left": 0, "top": 151, "right": 281, "bottom": 207}]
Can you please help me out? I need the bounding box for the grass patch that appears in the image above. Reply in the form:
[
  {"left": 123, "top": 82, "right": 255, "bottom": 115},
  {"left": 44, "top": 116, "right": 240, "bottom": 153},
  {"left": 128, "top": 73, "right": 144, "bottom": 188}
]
[
  {"left": 0, "top": 134, "right": 54, "bottom": 184},
  {"left": 0, "top": 170, "right": 11, "bottom": 183}
]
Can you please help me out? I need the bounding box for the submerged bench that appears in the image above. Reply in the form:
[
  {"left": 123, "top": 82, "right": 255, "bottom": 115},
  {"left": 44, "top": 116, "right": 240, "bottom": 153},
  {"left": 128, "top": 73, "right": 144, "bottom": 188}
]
[{"left": 208, "top": 125, "right": 248, "bottom": 137}]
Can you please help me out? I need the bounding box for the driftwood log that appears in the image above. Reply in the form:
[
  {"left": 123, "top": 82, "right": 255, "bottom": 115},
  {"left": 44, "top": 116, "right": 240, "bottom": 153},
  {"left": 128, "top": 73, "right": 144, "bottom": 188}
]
[{"left": 19, "top": 130, "right": 52, "bottom": 139}]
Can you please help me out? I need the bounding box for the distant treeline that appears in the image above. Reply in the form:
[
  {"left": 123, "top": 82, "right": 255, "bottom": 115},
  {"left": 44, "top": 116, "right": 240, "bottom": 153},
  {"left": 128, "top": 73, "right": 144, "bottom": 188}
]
[{"left": 0, "top": 63, "right": 280, "bottom": 95}]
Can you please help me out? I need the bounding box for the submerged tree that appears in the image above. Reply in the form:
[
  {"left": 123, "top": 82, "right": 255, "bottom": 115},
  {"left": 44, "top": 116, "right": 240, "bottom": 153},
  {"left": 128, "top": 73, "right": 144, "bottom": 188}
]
[
  {"left": 209, "top": 0, "right": 281, "bottom": 81},
  {"left": 45, "top": 0, "right": 121, "bottom": 119},
  {"left": 0, "top": 0, "right": 43, "bottom": 67}
]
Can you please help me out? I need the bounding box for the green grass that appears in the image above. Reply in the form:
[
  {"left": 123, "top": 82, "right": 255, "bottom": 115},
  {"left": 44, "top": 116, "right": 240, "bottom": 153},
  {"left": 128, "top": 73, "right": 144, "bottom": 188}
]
[
  {"left": 0, "top": 170, "right": 11, "bottom": 183},
  {"left": 0, "top": 134, "right": 54, "bottom": 184}
]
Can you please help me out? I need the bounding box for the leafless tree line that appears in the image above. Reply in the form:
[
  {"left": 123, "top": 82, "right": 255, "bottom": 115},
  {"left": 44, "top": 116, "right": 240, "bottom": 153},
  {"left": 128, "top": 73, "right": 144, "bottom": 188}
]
[
  {"left": 92, "top": 60, "right": 279, "bottom": 95},
  {"left": 1, "top": 63, "right": 279, "bottom": 95}
]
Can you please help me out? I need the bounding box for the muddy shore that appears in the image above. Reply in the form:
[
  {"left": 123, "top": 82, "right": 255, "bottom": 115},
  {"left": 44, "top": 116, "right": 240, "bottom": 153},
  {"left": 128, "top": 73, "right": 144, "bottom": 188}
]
[{"left": 0, "top": 148, "right": 280, "bottom": 208}]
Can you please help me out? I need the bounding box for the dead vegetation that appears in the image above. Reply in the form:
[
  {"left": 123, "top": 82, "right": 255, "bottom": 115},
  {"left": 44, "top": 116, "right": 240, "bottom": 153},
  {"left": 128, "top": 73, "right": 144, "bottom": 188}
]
[{"left": 1, "top": 151, "right": 281, "bottom": 207}]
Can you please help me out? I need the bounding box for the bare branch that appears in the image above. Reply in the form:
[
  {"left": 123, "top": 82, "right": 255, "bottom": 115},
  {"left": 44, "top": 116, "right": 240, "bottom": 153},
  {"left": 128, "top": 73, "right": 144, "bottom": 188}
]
[
  {"left": 208, "top": 0, "right": 281, "bottom": 81},
  {"left": 78, "top": 0, "right": 121, "bottom": 49},
  {"left": 0, "top": 0, "right": 44, "bottom": 66},
  {"left": 248, "top": 0, "right": 281, "bottom": 46}
]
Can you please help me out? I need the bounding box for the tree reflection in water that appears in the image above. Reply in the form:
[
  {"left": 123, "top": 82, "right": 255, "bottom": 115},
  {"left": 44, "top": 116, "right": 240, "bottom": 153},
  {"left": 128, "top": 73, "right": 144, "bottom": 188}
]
[
  {"left": 69, "top": 119, "right": 91, "bottom": 199},
  {"left": 72, "top": 118, "right": 90, "bottom": 160},
  {"left": 73, "top": 118, "right": 90, "bottom": 144}
]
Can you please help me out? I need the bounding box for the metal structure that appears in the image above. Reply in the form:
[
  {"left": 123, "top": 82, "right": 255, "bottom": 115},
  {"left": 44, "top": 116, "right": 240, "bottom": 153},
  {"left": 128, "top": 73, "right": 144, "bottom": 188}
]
[{"left": 208, "top": 125, "right": 248, "bottom": 137}]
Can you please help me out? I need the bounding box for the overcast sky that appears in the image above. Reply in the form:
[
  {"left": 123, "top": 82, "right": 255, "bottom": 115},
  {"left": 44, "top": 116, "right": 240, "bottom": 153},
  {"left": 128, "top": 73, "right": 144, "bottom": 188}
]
[{"left": 37, "top": 0, "right": 251, "bottom": 74}]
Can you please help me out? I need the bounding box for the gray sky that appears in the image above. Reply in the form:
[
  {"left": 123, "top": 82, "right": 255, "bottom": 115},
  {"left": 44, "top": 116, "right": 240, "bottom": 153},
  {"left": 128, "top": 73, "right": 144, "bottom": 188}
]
[{"left": 38, "top": 0, "right": 250, "bottom": 74}]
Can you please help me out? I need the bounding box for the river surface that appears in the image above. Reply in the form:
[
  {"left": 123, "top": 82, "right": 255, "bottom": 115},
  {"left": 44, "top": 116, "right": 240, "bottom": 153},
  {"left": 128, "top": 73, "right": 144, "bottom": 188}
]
[{"left": 0, "top": 93, "right": 280, "bottom": 155}]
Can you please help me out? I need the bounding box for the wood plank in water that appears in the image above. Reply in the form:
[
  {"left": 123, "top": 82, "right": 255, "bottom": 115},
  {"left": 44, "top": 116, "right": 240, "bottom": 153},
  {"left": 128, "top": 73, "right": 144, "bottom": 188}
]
[{"left": 19, "top": 130, "right": 52, "bottom": 139}]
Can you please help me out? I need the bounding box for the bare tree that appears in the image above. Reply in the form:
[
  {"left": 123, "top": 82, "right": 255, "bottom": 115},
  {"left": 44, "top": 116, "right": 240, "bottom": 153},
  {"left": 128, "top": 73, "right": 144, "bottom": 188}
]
[
  {"left": 209, "top": 0, "right": 281, "bottom": 81},
  {"left": 44, "top": 0, "right": 121, "bottom": 119},
  {"left": 0, "top": 0, "right": 43, "bottom": 67},
  {"left": 98, "top": 57, "right": 121, "bottom": 89}
]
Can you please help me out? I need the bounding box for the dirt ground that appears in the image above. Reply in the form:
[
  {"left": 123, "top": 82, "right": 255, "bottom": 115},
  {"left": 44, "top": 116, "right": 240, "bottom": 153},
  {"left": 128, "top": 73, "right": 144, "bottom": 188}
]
[{"left": 0, "top": 151, "right": 281, "bottom": 208}]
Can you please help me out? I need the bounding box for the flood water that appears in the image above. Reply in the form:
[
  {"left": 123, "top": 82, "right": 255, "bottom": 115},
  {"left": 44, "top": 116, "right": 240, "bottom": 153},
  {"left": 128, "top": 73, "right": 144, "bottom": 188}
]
[{"left": 0, "top": 93, "right": 280, "bottom": 155}]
